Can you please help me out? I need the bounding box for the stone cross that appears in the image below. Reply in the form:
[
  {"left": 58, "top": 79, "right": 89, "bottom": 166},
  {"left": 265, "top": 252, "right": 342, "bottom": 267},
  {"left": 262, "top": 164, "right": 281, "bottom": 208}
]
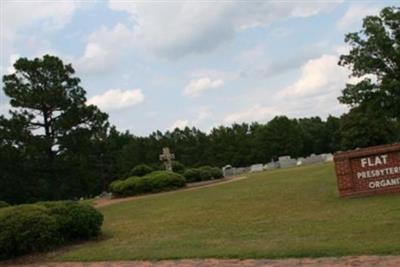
[{"left": 159, "top": 147, "right": 175, "bottom": 171}]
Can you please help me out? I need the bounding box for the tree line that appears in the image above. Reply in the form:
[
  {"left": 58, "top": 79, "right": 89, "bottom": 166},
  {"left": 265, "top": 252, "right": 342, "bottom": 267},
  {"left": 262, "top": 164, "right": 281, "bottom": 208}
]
[{"left": 0, "top": 7, "right": 399, "bottom": 204}]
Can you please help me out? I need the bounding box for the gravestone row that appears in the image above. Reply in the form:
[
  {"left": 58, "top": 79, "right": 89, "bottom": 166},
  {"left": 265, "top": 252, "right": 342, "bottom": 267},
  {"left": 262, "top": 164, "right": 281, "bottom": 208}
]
[{"left": 222, "top": 152, "right": 333, "bottom": 177}]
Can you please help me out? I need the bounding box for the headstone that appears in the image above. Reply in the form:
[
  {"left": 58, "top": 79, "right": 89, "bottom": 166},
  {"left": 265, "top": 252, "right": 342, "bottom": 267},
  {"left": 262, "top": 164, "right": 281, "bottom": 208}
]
[
  {"left": 264, "top": 161, "right": 279, "bottom": 170},
  {"left": 334, "top": 143, "right": 400, "bottom": 197},
  {"left": 297, "top": 157, "right": 304, "bottom": 166},
  {"left": 302, "top": 154, "right": 325, "bottom": 165},
  {"left": 323, "top": 153, "right": 333, "bottom": 162},
  {"left": 159, "top": 147, "right": 175, "bottom": 171},
  {"left": 250, "top": 164, "right": 264, "bottom": 172},
  {"left": 278, "top": 156, "right": 297, "bottom": 168}
]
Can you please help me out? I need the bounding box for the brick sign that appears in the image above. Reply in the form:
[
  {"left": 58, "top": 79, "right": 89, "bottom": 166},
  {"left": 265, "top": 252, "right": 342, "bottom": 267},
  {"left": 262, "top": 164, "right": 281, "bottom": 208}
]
[{"left": 334, "top": 143, "right": 400, "bottom": 197}]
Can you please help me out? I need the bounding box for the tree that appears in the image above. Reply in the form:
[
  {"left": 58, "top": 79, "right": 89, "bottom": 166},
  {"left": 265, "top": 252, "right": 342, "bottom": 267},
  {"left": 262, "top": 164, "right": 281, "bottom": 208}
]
[
  {"left": 340, "top": 106, "right": 399, "bottom": 150},
  {"left": 338, "top": 7, "right": 400, "bottom": 119},
  {"left": 2, "top": 55, "right": 109, "bottom": 200}
]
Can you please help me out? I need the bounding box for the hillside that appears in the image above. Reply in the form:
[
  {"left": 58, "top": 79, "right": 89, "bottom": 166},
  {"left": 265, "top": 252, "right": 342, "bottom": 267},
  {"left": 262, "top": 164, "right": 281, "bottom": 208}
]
[{"left": 55, "top": 163, "right": 400, "bottom": 261}]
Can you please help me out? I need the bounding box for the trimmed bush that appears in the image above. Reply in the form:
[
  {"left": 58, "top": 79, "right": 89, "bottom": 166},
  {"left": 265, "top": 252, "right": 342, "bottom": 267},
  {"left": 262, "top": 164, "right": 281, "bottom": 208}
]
[
  {"left": 183, "top": 168, "right": 202, "bottom": 182},
  {"left": 129, "top": 164, "right": 153, "bottom": 177},
  {"left": 0, "top": 201, "right": 103, "bottom": 260},
  {"left": 39, "top": 201, "right": 103, "bottom": 241},
  {"left": 110, "top": 171, "right": 186, "bottom": 197},
  {"left": 0, "top": 201, "right": 9, "bottom": 209},
  {"left": 183, "top": 166, "right": 223, "bottom": 182},
  {"left": 171, "top": 161, "right": 185, "bottom": 174},
  {"left": 0, "top": 204, "right": 60, "bottom": 260}
]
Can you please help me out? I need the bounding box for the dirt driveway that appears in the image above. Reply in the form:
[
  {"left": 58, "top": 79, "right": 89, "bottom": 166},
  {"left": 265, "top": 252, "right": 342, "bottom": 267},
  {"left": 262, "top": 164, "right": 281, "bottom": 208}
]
[{"left": 5, "top": 256, "right": 400, "bottom": 267}]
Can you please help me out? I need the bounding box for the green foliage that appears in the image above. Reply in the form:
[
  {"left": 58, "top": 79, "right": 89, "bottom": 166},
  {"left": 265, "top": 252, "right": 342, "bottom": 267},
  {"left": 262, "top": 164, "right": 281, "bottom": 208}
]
[
  {"left": 1, "top": 55, "right": 109, "bottom": 203},
  {"left": 338, "top": 7, "right": 400, "bottom": 120},
  {"left": 183, "top": 166, "right": 223, "bottom": 182},
  {"left": 110, "top": 171, "right": 186, "bottom": 197},
  {"left": 183, "top": 168, "right": 202, "bottom": 182},
  {"left": 340, "top": 106, "right": 400, "bottom": 150},
  {"left": 0, "top": 201, "right": 9, "bottom": 208},
  {"left": 39, "top": 201, "right": 103, "bottom": 241},
  {"left": 0, "top": 204, "right": 60, "bottom": 260},
  {"left": 171, "top": 161, "right": 185, "bottom": 174},
  {"left": 129, "top": 164, "right": 153, "bottom": 177}
]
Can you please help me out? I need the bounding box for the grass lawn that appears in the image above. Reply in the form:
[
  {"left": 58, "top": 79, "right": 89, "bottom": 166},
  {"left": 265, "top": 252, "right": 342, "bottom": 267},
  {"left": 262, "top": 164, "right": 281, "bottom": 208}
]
[{"left": 56, "top": 163, "right": 400, "bottom": 261}]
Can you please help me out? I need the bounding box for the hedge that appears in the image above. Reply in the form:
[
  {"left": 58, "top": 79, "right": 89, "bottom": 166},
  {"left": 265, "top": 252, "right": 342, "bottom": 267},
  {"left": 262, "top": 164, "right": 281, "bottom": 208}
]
[
  {"left": 110, "top": 171, "right": 186, "bottom": 197},
  {"left": 0, "top": 204, "right": 60, "bottom": 260},
  {"left": 183, "top": 166, "right": 223, "bottom": 182},
  {"left": 0, "top": 201, "right": 9, "bottom": 209},
  {"left": 39, "top": 201, "right": 103, "bottom": 241},
  {"left": 0, "top": 201, "right": 103, "bottom": 260},
  {"left": 129, "top": 164, "right": 153, "bottom": 177}
]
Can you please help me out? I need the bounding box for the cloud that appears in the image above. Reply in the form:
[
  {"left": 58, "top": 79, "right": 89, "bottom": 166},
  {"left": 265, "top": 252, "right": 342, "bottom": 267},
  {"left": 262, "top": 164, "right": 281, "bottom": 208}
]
[
  {"left": 280, "top": 54, "right": 348, "bottom": 97},
  {"left": 108, "top": 1, "right": 341, "bottom": 59},
  {"left": 224, "top": 105, "right": 278, "bottom": 125},
  {"left": 237, "top": 41, "right": 331, "bottom": 80},
  {"left": 184, "top": 77, "right": 224, "bottom": 98},
  {"left": 2, "top": 1, "right": 81, "bottom": 44},
  {"left": 169, "top": 119, "right": 189, "bottom": 130},
  {"left": 87, "top": 89, "right": 144, "bottom": 111},
  {"left": 337, "top": 4, "right": 380, "bottom": 30},
  {"left": 75, "top": 23, "right": 136, "bottom": 75},
  {"left": 6, "top": 54, "right": 20, "bottom": 74}
]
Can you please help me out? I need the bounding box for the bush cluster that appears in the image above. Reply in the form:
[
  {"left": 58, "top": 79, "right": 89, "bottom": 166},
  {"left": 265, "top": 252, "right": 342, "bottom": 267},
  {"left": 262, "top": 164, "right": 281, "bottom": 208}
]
[
  {"left": 183, "top": 166, "right": 223, "bottom": 183},
  {"left": 0, "top": 201, "right": 9, "bottom": 208},
  {"left": 110, "top": 171, "right": 186, "bottom": 197},
  {"left": 129, "top": 164, "right": 154, "bottom": 177},
  {"left": 0, "top": 201, "right": 103, "bottom": 260}
]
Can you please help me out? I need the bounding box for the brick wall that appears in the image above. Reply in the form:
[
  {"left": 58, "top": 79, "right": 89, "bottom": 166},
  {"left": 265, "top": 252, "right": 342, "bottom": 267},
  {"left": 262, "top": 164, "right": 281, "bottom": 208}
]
[{"left": 334, "top": 143, "right": 400, "bottom": 197}]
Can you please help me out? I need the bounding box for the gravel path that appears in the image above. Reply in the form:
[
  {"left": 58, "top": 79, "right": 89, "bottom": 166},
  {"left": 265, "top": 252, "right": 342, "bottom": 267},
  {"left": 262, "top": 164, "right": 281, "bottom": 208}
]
[{"left": 5, "top": 256, "right": 400, "bottom": 267}]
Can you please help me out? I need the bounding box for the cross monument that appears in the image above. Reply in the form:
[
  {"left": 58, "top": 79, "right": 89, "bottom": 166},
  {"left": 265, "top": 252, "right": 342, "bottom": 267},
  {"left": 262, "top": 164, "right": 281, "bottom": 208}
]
[{"left": 159, "top": 147, "right": 175, "bottom": 171}]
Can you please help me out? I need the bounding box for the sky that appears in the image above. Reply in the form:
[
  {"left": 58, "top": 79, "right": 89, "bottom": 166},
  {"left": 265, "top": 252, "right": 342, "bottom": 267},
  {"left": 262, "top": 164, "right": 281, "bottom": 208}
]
[{"left": 0, "top": 0, "right": 398, "bottom": 136}]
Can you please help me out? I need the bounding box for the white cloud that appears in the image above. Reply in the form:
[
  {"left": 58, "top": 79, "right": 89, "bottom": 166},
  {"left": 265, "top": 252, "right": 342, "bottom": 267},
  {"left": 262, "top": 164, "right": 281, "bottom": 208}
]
[
  {"left": 2, "top": 1, "right": 80, "bottom": 44},
  {"left": 87, "top": 89, "right": 144, "bottom": 111},
  {"left": 6, "top": 54, "right": 20, "bottom": 74},
  {"left": 76, "top": 23, "right": 136, "bottom": 75},
  {"left": 184, "top": 77, "right": 224, "bottom": 98},
  {"left": 108, "top": 1, "right": 340, "bottom": 58},
  {"left": 280, "top": 54, "right": 348, "bottom": 97},
  {"left": 170, "top": 119, "right": 189, "bottom": 130},
  {"left": 224, "top": 105, "right": 278, "bottom": 125},
  {"left": 337, "top": 4, "right": 380, "bottom": 30}
]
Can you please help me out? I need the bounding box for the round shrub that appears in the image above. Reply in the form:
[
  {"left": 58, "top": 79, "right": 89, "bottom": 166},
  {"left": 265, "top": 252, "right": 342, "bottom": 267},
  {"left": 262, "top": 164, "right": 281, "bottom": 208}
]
[
  {"left": 144, "top": 171, "right": 186, "bottom": 192},
  {"left": 183, "top": 168, "right": 202, "bottom": 182},
  {"left": 39, "top": 201, "right": 103, "bottom": 241},
  {"left": 0, "top": 200, "right": 10, "bottom": 209},
  {"left": 129, "top": 164, "right": 153, "bottom": 177},
  {"left": 0, "top": 204, "right": 60, "bottom": 260},
  {"left": 109, "top": 179, "right": 127, "bottom": 196},
  {"left": 171, "top": 161, "right": 185, "bottom": 174}
]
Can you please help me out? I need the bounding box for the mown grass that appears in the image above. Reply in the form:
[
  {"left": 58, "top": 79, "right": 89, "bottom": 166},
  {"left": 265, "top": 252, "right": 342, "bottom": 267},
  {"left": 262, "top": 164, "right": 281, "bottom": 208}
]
[{"left": 56, "top": 163, "right": 400, "bottom": 261}]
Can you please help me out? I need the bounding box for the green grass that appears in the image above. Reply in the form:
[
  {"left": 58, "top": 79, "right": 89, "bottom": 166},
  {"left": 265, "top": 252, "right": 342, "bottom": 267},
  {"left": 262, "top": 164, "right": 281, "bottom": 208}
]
[{"left": 56, "top": 163, "right": 400, "bottom": 261}]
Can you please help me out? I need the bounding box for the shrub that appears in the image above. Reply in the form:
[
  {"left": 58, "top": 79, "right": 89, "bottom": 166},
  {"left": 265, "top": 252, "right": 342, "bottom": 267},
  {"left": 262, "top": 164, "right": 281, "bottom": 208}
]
[
  {"left": 184, "top": 166, "right": 223, "bottom": 182},
  {"left": 0, "top": 204, "right": 60, "bottom": 260},
  {"left": 0, "top": 201, "right": 9, "bottom": 209},
  {"left": 144, "top": 171, "right": 186, "bottom": 192},
  {"left": 183, "top": 168, "right": 202, "bottom": 182},
  {"left": 110, "top": 171, "right": 186, "bottom": 197},
  {"left": 129, "top": 164, "right": 153, "bottom": 177},
  {"left": 39, "top": 201, "right": 103, "bottom": 241},
  {"left": 171, "top": 161, "right": 185, "bottom": 174}
]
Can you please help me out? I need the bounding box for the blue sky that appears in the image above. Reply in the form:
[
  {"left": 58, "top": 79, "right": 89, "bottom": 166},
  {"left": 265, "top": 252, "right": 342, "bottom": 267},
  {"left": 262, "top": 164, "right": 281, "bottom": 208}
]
[{"left": 1, "top": 0, "right": 397, "bottom": 136}]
